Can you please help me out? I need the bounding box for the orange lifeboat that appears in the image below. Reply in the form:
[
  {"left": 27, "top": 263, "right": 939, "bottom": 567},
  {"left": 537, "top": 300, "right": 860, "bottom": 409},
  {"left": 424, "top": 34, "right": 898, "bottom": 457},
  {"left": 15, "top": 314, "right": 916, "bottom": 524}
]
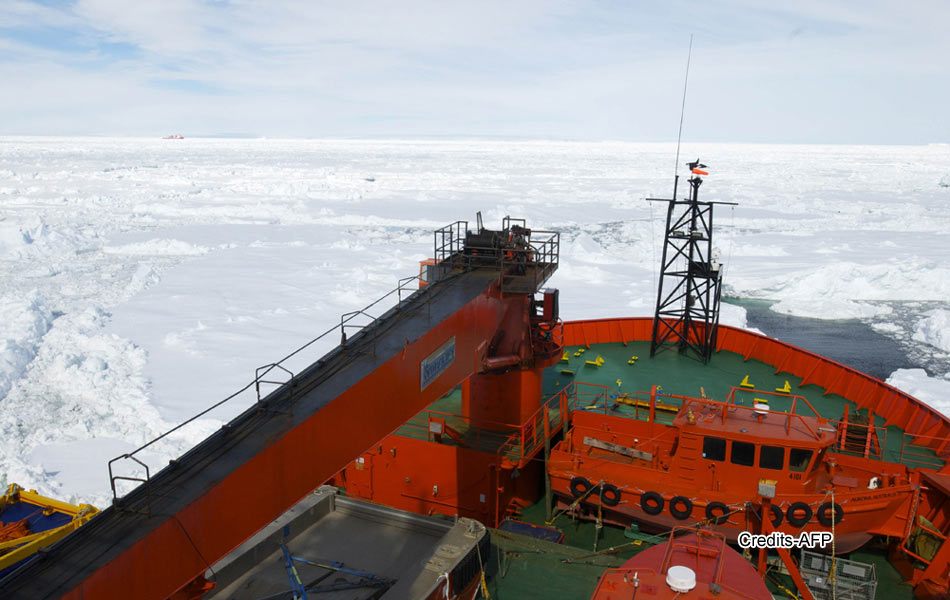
[{"left": 549, "top": 388, "right": 918, "bottom": 554}]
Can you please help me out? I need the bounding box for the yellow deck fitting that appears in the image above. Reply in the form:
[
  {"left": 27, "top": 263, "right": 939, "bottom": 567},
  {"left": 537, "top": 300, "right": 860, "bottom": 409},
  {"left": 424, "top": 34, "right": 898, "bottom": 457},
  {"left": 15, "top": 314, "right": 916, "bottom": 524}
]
[
  {"left": 585, "top": 355, "right": 605, "bottom": 367},
  {"left": 614, "top": 395, "right": 678, "bottom": 413},
  {"left": 754, "top": 397, "right": 769, "bottom": 405},
  {"left": 561, "top": 369, "right": 575, "bottom": 376},
  {"left": 740, "top": 375, "right": 754, "bottom": 389},
  {"left": 616, "top": 379, "right": 622, "bottom": 388},
  {"left": 573, "top": 351, "right": 583, "bottom": 357},
  {"left": 776, "top": 380, "right": 792, "bottom": 393},
  {"left": 560, "top": 351, "right": 570, "bottom": 362},
  {"left": 578, "top": 348, "right": 586, "bottom": 354}
]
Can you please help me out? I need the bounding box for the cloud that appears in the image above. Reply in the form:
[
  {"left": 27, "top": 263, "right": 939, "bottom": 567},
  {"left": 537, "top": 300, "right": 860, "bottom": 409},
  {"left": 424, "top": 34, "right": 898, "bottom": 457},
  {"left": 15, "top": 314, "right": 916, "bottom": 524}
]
[{"left": 0, "top": 1, "right": 948, "bottom": 142}]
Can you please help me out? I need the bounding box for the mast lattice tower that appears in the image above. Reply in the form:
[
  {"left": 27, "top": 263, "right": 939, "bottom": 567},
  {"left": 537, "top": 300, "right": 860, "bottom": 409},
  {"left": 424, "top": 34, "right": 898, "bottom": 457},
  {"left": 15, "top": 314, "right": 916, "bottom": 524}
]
[{"left": 649, "top": 160, "right": 735, "bottom": 363}]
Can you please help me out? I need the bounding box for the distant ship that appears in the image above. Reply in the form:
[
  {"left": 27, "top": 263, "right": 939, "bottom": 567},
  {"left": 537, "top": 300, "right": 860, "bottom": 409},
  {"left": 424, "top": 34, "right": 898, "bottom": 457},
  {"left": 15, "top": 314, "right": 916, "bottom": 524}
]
[{"left": 162, "top": 134, "right": 184, "bottom": 140}]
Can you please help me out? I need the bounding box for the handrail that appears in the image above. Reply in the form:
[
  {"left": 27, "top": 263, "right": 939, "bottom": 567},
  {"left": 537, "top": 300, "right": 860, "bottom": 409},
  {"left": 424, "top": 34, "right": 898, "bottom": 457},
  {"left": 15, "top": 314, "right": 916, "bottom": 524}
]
[
  {"left": 496, "top": 391, "right": 565, "bottom": 466},
  {"left": 255, "top": 363, "right": 295, "bottom": 416},
  {"left": 421, "top": 409, "right": 521, "bottom": 432},
  {"left": 340, "top": 309, "right": 379, "bottom": 354},
  {"left": 727, "top": 386, "right": 822, "bottom": 420},
  {"left": 900, "top": 431, "right": 950, "bottom": 469},
  {"left": 108, "top": 454, "right": 151, "bottom": 513},
  {"left": 434, "top": 221, "right": 468, "bottom": 263},
  {"left": 709, "top": 396, "right": 824, "bottom": 442},
  {"left": 826, "top": 417, "right": 887, "bottom": 459},
  {"left": 432, "top": 217, "right": 560, "bottom": 293}
]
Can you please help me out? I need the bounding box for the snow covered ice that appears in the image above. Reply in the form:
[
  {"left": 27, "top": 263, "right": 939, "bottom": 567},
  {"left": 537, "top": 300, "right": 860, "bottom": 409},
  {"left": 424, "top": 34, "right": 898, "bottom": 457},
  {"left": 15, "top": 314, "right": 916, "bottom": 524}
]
[{"left": 1, "top": 136, "right": 949, "bottom": 506}]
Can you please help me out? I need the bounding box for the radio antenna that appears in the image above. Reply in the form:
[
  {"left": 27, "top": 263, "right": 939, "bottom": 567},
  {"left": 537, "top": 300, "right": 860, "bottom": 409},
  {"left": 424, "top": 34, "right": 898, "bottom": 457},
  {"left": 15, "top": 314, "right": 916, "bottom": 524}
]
[{"left": 672, "top": 34, "right": 693, "bottom": 200}]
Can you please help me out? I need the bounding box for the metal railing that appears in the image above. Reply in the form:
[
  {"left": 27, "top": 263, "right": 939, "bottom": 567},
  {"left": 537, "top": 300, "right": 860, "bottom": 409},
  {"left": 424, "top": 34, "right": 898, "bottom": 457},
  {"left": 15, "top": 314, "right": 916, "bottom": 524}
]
[
  {"left": 395, "top": 409, "right": 519, "bottom": 455},
  {"left": 434, "top": 221, "right": 468, "bottom": 264},
  {"left": 107, "top": 270, "right": 439, "bottom": 509},
  {"left": 898, "top": 431, "right": 950, "bottom": 469},
  {"left": 497, "top": 392, "right": 566, "bottom": 467},
  {"left": 726, "top": 387, "right": 823, "bottom": 419},
  {"left": 432, "top": 217, "right": 560, "bottom": 293}
]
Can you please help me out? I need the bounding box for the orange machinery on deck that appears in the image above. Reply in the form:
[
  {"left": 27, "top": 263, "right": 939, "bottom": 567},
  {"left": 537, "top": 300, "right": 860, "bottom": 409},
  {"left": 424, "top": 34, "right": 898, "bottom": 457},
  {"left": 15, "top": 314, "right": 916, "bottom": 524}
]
[
  {"left": 0, "top": 218, "right": 560, "bottom": 600},
  {"left": 589, "top": 528, "right": 772, "bottom": 600}
]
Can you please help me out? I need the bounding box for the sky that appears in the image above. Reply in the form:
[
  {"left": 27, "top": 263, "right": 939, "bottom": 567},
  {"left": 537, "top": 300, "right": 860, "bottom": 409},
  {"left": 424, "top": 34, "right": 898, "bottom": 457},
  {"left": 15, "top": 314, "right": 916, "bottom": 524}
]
[{"left": 0, "top": 0, "right": 947, "bottom": 144}]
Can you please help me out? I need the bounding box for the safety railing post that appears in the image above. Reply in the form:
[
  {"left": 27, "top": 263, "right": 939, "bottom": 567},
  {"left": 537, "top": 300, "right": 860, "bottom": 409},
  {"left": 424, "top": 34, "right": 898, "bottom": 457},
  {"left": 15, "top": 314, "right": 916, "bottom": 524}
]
[{"left": 108, "top": 454, "right": 152, "bottom": 515}]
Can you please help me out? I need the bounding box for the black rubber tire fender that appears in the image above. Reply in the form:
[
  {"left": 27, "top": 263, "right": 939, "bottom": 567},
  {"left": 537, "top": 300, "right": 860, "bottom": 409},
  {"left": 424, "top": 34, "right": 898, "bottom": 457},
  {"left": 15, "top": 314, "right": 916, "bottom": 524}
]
[
  {"left": 816, "top": 502, "right": 843, "bottom": 527},
  {"left": 669, "top": 496, "right": 693, "bottom": 520},
  {"left": 640, "top": 491, "right": 664, "bottom": 515},
  {"left": 705, "top": 501, "right": 730, "bottom": 525},
  {"left": 786, "top": 502, "right": 814, "bottom": 527},
  {"left": 759, "top": 504, "right": 783, "bottom": 527},
  {"left": 600, "top": 484, "right": 621, "bottom": 507},
  {"left": 569, "top": 476, "right": 592, "bottom": 498}
]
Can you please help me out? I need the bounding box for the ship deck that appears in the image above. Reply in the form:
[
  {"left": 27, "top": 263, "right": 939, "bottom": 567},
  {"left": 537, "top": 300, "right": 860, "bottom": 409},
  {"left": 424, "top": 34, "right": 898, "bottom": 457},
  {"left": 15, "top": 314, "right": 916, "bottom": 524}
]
[
  {"left": 486, "top": 497, "right": 915, "bottom": 599},
  {"left": 389, "top": 338, "right": 938, "bottom": 598},
  {"left": 396, "top": 341, "right": 944, "bottom": 471}
]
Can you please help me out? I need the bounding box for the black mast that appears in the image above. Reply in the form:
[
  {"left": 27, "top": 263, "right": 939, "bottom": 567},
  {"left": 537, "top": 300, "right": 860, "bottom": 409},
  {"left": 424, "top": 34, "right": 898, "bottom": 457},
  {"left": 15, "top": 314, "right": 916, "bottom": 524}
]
[{"left": 648, "top": 159, "right": 734, "bottom": 363}]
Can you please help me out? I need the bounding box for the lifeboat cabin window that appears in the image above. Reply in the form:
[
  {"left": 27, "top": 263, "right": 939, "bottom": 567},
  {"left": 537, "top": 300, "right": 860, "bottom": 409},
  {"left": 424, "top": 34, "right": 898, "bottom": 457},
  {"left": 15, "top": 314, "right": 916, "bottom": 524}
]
[
  {"left": 789, "top": 448, "right": 813, "bottom": 473},
  {"left": 731, "top": 440, "right": 755, "bottom": 466},
  {"left": 702, "top": 436, "right": 726, "bottom": 461},
  {"left": 760, "top": 445, "right": 785, "bottom": 470}
]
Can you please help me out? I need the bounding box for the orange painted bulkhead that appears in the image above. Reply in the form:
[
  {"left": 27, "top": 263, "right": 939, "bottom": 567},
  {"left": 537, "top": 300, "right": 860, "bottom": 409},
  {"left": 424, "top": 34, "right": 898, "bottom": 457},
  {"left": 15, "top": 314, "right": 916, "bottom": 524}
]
[
  {"left": 338, "top": 434, "right": 541, "bottom": 526},
  {"left": 462, "top": 369, "right": 543, "bottom": 430}
]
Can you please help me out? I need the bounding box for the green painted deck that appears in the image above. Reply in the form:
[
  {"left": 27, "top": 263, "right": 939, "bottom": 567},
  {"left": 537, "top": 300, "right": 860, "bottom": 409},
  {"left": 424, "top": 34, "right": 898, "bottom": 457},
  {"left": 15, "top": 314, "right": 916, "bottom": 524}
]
[
  {"left": 547, "top": 340, "right": 852, "bottom": 415},
  {"left": 546, "top": 341, "right": 943, "bottom": 470},
  {"left": 396, "top": 341, "right": 943, "bottom": 470},
  {"left": 486, "top": 500, "right": 646, "bottom": 600}
]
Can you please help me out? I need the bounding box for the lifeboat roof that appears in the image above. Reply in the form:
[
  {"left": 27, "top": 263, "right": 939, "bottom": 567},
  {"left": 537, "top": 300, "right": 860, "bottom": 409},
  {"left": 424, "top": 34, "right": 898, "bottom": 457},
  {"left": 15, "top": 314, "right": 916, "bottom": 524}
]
[{"left": 674, "top": 398, "right": 836, "bottom": 447}]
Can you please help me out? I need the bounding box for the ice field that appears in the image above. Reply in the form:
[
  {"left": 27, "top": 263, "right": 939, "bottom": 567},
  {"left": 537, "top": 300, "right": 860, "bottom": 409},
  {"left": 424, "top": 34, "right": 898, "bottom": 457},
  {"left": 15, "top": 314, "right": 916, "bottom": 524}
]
[{"left": 1, "top": 136, "right": 949, "bottom": 506}]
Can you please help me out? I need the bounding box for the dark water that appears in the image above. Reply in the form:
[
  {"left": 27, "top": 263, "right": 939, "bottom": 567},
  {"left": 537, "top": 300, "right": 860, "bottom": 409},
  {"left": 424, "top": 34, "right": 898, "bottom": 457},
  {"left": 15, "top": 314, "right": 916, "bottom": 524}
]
[{"left": 726, "top": 299, "right": 913, "bottom": 381}]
